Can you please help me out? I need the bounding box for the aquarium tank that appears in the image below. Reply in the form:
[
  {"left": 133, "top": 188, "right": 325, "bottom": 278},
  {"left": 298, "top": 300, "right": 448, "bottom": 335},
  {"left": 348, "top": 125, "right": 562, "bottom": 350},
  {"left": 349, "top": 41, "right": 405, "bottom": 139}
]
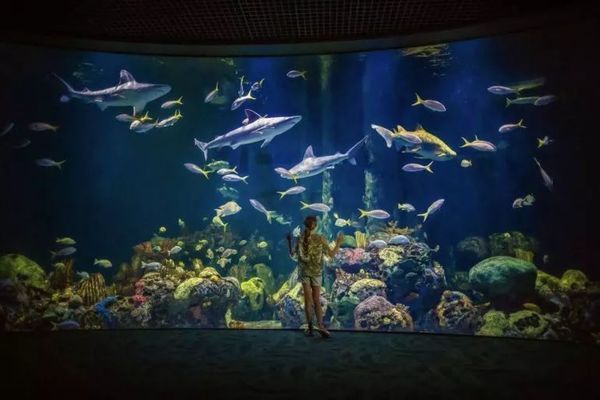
[{"left": 0, "top": 23, "right": 597, "bottom": 343}]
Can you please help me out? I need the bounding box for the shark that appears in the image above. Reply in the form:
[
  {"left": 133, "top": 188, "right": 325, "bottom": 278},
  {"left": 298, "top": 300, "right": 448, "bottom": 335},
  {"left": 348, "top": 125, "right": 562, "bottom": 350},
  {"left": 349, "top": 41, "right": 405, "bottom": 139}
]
[
  {"left": 372, "top": 123, "right": 456, "bottom": 161},
  {"left": 274, "top": 136, "right": 368, "bottom": 181},
  {"left": 194, "top": 109, "right": 301, "bottom": 160},
  {"left": 54, "top": 69, "right": 171, "bottom": 112}
]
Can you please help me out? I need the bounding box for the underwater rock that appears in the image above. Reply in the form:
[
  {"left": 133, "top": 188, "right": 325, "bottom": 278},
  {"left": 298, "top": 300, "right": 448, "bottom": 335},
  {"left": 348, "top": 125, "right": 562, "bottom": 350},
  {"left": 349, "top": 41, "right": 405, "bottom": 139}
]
[
  {"left": 433, "top": 290, "right": 480, "bottom": 334},
  {"left": 559, "top": 269, "right": 589, "bottom": 296},
  {"left": 0, "top": 254, "right": 47, "bottom": 290},
  {"left": 488, "top": 231, "right": 537, "bottom": 258},
  {"left": 77, "top": 273, "right": 107, "bottom": 306},
  {"left": 468, "top": 256, "right": 537, "bottom": 299},
  {"left": 455, "top": 236, "right": 489, "bottom": 269},
  {"left": 353, "top": 295, "right": 413, "bottom": 332},
  {"left": 276, "top": 282, "right": 328, "bottom": 329}
]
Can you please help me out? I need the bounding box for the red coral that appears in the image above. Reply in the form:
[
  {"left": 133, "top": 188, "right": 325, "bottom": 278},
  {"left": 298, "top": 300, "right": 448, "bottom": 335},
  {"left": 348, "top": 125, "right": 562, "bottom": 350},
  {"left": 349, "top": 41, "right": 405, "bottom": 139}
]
[{"left": 132, "top": 294, "right": 147, "bottom": 305}]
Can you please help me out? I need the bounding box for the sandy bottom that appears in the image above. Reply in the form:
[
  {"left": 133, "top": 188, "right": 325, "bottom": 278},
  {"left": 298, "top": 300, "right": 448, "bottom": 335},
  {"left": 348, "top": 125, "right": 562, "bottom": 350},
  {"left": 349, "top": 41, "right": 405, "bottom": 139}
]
[{"left": 2, "top": 329, "right": 598, "bottom": 399}]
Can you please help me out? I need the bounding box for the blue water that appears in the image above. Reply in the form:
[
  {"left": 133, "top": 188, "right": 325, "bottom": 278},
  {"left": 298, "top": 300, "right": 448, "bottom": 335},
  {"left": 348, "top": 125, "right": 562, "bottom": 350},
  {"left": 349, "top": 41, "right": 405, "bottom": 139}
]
[{"left": 0, "top": 24, "right": 595, "bottom": 284}]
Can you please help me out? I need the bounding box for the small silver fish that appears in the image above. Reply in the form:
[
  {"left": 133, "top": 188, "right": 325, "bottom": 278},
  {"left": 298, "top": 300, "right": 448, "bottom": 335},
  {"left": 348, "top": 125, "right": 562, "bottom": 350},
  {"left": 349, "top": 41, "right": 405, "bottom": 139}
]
[
  {"left": 286, "top": 70, "right": 307, "bottom": 79},
  {"left": 115, "top": 113, "right": 135, "bottom": 122},
  {"left": 533, "top": 157, "right": 553, "bottom": 191},
  {"left": 292, "top": 226, "right": 301, "bottom": 237},
  {"left": 537, "top": 136, "right": 553, "bottom": 149},
  {"left": 388, "top": 235, "right": 410, "bottom": 245},
  {"left": 29, "top": 122, "right": 59, "bottom": 132},
  {"left": 141, "top": 261, "right": 161, "bottom": 271},
  {"left": 94, "top": 258, "right": 112, "bottom": 268},
  {"left": 402, "top": 162, "right": 433, "bottom": 173},
  {"left": 230, "top": 90, "right": 256, "bottom": 111},
  {"left": 534, "top": 95, "right": 556, "bottom": 106},
  {"left": 368, "top": 240, "right": 387, "bottom": 249},
  {"left": 498, "top": 119, "right": 526, "bottom": 133},
  {"left": 204, "top": 82, "right": 220, "bottom": 103},
  {"left": 250, "top": 78, "right": 264, "bottom": 91},
  {"left": 76, "top": 271, "right": 90, "bottom": 280},
  {"left": 460, "top": 159, "right": 472, "bottom": 168},
  {"left": 36, "top": 159, "right": 66, "bottom": 169},
  {"left": 168, "top": 245, "right": 182, "bottom": 256},
  {"left": 412, "top": 93, "right": 446, "bottom": 112},
  {"left": 160, "top": 97, "right": 183, "bottom": 109},
  {"left": 300, "top": 202, "right": 330, "bottom": 213},
  {"left": 0, "top": 122, "right": 14, "bottom": 137},
  {"left": 398, "top": 203, "right": 416, "bottom": 212},
  {"left": 487, "top": 85, "right": 518, "bottom": 95},
  {"left": 358, "top": 209, "right": 390, "bottom": 219},
  {"left": 222, "top": 174, "right": 249, "bottom": 184},
  {"left": 460, "top": 136, "right": 496, "bottom": 152},
  {"left": 51, "top": 246, "right": 77, "bottom": 259},
  {"left": 13, "top": 138, "right": 31, "bottom": 149}
]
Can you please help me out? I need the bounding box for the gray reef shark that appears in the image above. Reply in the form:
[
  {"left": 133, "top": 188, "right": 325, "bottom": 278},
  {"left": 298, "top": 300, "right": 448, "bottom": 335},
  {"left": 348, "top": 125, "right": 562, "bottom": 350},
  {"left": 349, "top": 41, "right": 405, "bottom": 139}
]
[
  {"left": 54, "top": 70, "right": 171, "bottom": 112},
  {"left": 194, "top": 109, "right": 301, "bottom": 160},
  {"left": 274, "top": 136, "right": 368, "bottom": 181}
]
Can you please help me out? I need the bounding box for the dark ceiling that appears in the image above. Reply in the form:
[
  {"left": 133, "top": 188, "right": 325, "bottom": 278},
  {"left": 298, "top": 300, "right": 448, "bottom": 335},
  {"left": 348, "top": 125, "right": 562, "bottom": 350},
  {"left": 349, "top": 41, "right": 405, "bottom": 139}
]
[{"left": 2, "top": 0, "right": 593, "bottom": 46}]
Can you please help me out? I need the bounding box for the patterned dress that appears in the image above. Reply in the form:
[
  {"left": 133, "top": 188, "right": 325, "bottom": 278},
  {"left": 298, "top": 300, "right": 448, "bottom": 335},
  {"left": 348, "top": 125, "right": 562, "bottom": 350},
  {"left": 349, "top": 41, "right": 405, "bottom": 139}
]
[{"left": 295, "top": 233, "right": 330, "bottom": 278}]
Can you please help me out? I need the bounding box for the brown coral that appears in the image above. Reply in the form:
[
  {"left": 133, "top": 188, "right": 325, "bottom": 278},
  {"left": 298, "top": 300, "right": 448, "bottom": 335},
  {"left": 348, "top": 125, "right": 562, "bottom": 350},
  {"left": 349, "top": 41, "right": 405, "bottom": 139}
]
[{"left": 77, "top": 273, "right": 107, "bottom": 306}]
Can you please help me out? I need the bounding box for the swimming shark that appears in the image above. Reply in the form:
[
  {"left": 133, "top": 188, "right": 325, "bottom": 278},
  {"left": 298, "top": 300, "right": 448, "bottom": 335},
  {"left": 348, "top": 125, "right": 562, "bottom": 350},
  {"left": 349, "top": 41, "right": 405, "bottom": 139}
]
[
  {"left": 194, "top": 109, "right": 301, "bottom": 160},
  {"left": 274, "top": 136, "right": 368, "bottom": 181},
  {"left": 54, "top": 70, "right": 171, "bottom": 112}
]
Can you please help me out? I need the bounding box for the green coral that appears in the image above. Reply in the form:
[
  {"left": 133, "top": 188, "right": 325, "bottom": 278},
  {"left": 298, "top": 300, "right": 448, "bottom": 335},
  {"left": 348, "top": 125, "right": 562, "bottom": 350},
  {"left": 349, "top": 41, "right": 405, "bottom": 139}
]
[
  {"left": 476, "top": 310, "right": 510, "bottom": 337},
  {"left": 508, "top": 310, "right": 549, "bottom": 338},
  {"left": 272, "top": 281, "right": 290, "bottom": 304},
  {"left": 535, "top": 270, "right": 561, "bottom": 299},
  {"left": 173, "top": 277, "right": 203, "bottom": 301},
  {"left": 241, "top": 277, "right": 266, "bottom": 312},
  {"left": 0, "top": 254, "right": 47, "bottom": 290},
  {"left": 254, "top": 264, "right": 275, "bottom": 295},
  {"left": 349, "top": 278, "right": 386, "bottom": 296},
  {"left": 559, "top": 269, "right": 588, "bottom": 295},
  {"left": 378, "top": 247, "right": 403, "bottom": 267}
]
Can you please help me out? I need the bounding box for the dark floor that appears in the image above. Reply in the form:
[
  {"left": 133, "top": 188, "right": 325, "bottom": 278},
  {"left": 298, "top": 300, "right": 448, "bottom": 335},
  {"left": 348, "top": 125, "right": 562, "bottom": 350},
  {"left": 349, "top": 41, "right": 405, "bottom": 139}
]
[{"left": 1, "top": 329, "right": 598, "bottom": 399}]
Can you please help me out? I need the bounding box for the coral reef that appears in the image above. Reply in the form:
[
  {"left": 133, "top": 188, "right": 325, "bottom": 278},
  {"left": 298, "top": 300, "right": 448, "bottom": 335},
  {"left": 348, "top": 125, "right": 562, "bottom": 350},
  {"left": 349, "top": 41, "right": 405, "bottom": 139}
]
[{"left": 354, "top": 295, "right": 414, "bottom": 332}]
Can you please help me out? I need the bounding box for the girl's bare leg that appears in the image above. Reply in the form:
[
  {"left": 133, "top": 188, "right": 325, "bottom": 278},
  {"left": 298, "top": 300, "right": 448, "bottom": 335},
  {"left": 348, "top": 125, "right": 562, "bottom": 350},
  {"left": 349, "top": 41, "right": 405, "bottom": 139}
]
[
  {"left": 302, "top": 282, "right": 314, "bottom": 334},
  {"left": 312, "top": 285, "right": 330, "bottom": 337}
]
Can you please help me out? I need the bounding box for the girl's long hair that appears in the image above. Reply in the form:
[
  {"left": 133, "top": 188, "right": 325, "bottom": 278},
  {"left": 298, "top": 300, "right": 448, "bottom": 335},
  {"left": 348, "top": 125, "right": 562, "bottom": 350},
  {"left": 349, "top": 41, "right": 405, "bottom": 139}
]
[{"left": 302, "top": 216, "right": 317, "bottom": 254}]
